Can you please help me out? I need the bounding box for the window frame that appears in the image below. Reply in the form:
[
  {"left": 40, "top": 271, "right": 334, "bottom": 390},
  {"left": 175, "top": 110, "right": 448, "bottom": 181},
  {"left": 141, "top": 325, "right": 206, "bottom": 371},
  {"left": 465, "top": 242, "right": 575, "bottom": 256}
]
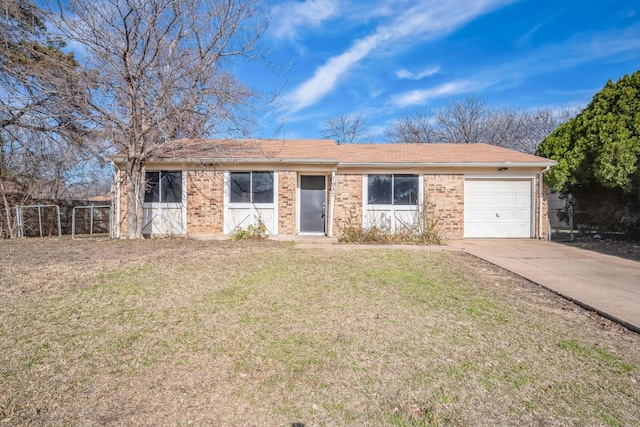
[
  {"left": 144, "top": 170, "right": 184, "bottom": 205},
  {"left": 228, "top": 171, "right": 275, "bottom": 206},
  {"left": 366, "top": 173, "right": 420, "bottom": 207}
]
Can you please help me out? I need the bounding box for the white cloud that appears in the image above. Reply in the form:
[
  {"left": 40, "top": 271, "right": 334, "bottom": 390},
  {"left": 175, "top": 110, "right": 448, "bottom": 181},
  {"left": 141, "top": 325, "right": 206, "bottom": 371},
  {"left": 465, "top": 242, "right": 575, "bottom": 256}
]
[
  {"left": 561, "top": 24, "right": 640, "bottom": 65},
  {"left": 285, "top": 0, "right": 514, "bottom": 112},
  {"left": 491, "top": 22, "right": 640, "bottom": 83},
  {"left": 390, "top": 80, "right": 483, "bottom": 107},
  {"left": 285, "top": 33, "right": 383, "bottom": 112},
  {"left": 270, "top": 0, "right": 338, "bottom": 39},
  {"left": 618, "top": 9, "right": 636, "bottom": 19},
  {"left": 389, "top": 22, "right": 640, "bottom": 109},
  {"left": 396, "top": 66, "right": 440, "bottom": 80}
]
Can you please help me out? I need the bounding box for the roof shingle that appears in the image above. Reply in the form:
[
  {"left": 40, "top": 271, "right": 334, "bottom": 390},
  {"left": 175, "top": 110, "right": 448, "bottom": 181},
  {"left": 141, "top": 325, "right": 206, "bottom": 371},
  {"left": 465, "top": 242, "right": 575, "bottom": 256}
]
[
  {"left": 123, "top": 138, "right": 554, "bottom": 166},
  {"left": 150, "top": 138, "right": 339, "bottom": 161},
  {"left": 336, "top": 142, "right": 551, "bottom": 164}
]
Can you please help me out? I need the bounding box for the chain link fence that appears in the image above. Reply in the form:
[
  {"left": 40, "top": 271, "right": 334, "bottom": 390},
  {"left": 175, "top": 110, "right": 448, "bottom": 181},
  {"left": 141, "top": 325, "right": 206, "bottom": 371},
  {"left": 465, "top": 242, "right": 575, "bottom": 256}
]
[
  {"left": 72, "top": 205, "right": 113, "bottom": 239},
  {"left": 549, "top": 204, "right": 639, "bottom": 241},
  {"left": 1, "top": 201, "right": 113, "bottom": 239},
  {"left": 549, "top": 190, "right": 640, "bottom": 242},
  {"left": 549, "top": 204, "right": 574, "bottom": 242},
  {"left": 13, "top": 205, "right": 62, "bottom": 238}
]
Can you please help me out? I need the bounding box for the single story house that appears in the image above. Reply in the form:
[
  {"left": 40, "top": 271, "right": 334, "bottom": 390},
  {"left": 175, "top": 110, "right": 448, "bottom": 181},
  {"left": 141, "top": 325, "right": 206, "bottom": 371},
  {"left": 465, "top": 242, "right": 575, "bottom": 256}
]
[{"left": 110, "top": 139, "right": 556, "bottom": 239}]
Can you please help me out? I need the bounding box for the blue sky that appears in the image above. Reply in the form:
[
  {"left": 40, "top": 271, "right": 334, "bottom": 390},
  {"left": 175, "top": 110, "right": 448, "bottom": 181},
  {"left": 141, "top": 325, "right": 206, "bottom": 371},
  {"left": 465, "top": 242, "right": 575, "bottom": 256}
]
[{"left": 247, "top": 0, "right": 640, "bottom": 141}]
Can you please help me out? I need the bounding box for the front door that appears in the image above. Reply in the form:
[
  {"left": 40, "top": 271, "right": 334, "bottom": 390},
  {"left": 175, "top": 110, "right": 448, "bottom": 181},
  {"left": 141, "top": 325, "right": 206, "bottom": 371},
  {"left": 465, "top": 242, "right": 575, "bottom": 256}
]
[{"left": 300, "top": 175, "right": 326, "bottom": 233}]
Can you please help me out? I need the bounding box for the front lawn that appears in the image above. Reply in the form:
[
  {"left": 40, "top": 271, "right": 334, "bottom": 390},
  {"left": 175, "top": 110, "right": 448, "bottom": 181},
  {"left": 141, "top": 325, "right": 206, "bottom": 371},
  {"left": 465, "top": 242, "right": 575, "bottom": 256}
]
[{"left": 0, "top": 239, "right": 638, "bottom": 426}]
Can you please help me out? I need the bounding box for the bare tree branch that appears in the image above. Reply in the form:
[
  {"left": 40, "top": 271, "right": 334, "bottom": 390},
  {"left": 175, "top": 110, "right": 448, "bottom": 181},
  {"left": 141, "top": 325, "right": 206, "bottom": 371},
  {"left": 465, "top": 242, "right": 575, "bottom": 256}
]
[
  {"left": 385, "top": 94, "right": 577, "bottom": 153},
  {"left": 435, "top": 94, "right": 486, "bottom": 144},
  {"left": 49, "top": 0, "right": 271, "bottom": 238},
  {"left": 385, "top": 109, "right": 437, "bottom": 143},
  {"left": 321, "top": 112, "right": 370, "bottom": 144},
  {"left": 1, "top": 0, "right": 98, "bottom": 238}
]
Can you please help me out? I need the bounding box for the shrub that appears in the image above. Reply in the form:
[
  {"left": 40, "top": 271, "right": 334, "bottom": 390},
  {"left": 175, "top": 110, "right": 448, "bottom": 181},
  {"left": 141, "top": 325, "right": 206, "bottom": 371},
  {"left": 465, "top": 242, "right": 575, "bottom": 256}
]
[
  {"left": 339, "top": 203, "right": 442, "bottom": 245},
  {"left": 231, "top": 220, "right": 268, "bottom": 240},
  {"left": 340, "top": 222, "right": 393, "bottom": 244}
]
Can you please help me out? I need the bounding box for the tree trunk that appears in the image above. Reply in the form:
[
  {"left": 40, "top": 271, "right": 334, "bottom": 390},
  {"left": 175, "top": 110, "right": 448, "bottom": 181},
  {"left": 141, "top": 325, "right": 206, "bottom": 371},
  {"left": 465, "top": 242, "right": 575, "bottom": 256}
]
[
  {"left": 136, "top": 164, "right": 146, "bottom": 238},
  {"left": 0, "top": 180, "right": 16, "bottom": 239},
  {"left": 125, "top": 160, "right": 145, "bottom": 239}
]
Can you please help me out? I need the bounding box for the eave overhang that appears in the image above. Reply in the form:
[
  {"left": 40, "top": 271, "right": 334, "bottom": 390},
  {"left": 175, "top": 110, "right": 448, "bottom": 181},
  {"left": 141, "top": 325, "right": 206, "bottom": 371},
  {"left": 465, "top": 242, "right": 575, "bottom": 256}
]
[
  {"left": 338, "top": 161, "right": 557, "bottom": 168},
  {"left": 109, "top": 157, "right": 341, "bottom": 166},
  {"left": 108, "top": 158, "right": 556, "bottom": 170}
]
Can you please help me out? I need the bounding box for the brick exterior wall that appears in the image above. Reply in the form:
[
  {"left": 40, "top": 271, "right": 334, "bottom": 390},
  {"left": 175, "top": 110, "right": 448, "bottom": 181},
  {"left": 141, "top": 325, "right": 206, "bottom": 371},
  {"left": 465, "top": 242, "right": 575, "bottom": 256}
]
[
  {"left": 186, "top": 170, "right": 224, "bottom": 234},
  {"left": 278, "top": 171, "right": 297, "bottom": 234},
  {"left": 114, "top": 167, "right": 549, "bottom": 240},
  {"left": 332, "top": 174, "right": 363, "bottom": 234},
  {"left": 424, "top": 174, "right": 464, "bottom": 239},
  {"left": 535, "top": 179, "right": 550, "bottom": 239},
  {"left": 331, "top": 173, "right": 464, "bottom": 239},
  {"left": 424, "top": 174, "right": 465, "bottom": 239}
]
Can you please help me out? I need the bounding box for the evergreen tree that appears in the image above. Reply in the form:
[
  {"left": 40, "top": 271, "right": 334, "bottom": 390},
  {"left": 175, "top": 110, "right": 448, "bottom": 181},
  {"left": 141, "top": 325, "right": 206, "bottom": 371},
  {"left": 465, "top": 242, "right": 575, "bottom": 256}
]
[{"left": 537, "top": 71, "right": 640, "bottom": 237}]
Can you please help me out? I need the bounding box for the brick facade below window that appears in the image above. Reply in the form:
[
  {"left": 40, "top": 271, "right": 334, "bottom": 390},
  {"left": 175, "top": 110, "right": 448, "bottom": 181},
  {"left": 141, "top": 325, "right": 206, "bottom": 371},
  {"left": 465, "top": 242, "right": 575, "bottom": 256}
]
[
  {"left": 332, "top": 174, "right": 363, "bottom": 234},
  {"left": 424, "top": 174, "right": 465, "bottom": 239},
  {"left": 186, "top": 170, "right": 225, "bottom": 234},
  {"left": 278, "top": 171, "right": 297, "bottom": 235}
]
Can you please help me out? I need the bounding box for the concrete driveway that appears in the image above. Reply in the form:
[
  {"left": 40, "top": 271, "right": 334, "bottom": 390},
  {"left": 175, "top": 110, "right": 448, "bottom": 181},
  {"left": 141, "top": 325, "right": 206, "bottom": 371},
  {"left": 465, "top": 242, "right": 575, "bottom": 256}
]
[{"left": 448, "top": 239, "right": 640, "bottom": 333}]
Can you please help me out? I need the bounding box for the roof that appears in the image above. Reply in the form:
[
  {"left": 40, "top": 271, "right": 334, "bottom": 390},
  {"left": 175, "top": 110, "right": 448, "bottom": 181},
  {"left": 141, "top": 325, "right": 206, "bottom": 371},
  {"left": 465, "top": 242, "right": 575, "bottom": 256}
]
[
  {"left": 87, "top": 193, "right": 112, "bottom": 202},
  {"left": 110, "top": 139, "right": 555, "bottom": 167},
  {"left": 336, "top": 143, "right": 552, "bottom": 165},
  {"left": 142, "top": 139, "right": 339, "bottom": 163}
]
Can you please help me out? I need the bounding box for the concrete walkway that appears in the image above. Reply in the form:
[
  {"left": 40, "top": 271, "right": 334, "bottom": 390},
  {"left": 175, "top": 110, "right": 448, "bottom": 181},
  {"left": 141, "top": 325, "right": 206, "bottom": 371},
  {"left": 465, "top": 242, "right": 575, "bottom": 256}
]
[{"left": 448, "top": 239, "right": 640, "bottom": 333}]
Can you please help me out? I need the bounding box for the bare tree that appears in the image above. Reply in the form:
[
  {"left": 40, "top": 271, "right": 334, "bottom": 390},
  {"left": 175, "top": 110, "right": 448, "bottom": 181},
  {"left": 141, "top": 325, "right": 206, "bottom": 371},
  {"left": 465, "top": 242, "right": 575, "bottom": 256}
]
[
  {"left": 50, "top": 0, "right": 270, "bottom": 238},
  {"left": 0, "top": 0, "right": 93, "bottom": 238},
  {"left": 385, "top": 109, "right": 437, "bottom": 143},
  {"left": 321, "top": 112, "right": 370, "bottom": 144},
  {"left": 482, "top": 107, "right": 578, "bottom": 153},
  {"left": 435, "top": 94, "right": 486, "bottom": 144},
  {"left": 385, "top": 94, "right": 576, "bottom": 153},
  {"left": 518, "top": 108, "right": 577, "bottom": 153},
  {"left": 481, "top": 107, "right": 527, "bottom": 150},
  {"left": 386, "top": 95, "right": 487, "bottom": 144}
]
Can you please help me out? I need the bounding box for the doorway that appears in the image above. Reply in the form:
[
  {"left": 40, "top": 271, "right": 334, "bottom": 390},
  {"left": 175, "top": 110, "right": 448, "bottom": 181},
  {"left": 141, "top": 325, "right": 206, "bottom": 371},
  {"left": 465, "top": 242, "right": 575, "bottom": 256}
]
[{"left": 299, "top": 175, "right": 326, "bottom": 234}]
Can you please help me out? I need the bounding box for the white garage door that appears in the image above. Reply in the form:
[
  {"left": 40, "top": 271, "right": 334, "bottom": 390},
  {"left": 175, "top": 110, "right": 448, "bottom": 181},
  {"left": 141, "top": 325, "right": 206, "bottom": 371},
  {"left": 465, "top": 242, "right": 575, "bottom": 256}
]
[{"left": 464, "top": 179, "right": 532, "bottom": 238}]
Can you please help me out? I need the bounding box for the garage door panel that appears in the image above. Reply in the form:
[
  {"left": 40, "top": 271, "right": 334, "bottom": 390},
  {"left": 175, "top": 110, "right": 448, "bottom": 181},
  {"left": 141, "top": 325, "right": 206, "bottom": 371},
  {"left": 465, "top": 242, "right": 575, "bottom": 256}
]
[
  {"left": 465, "top": 193, "right": 487, "bottom": 204},
  {"left": 464, "top": 179, "right": 532, "bottom": 238},
  {"left": 496, "top": 194, "right": 516, "bottom": 205},
  {"left": 514, "top": 209, "right": 531, "bottom": 220},
  {"left": 475, "top": 209, "right": 498, "bottom": 220},
  {"left": 496, "top": 210, "right": 516, "bottom": 220}
]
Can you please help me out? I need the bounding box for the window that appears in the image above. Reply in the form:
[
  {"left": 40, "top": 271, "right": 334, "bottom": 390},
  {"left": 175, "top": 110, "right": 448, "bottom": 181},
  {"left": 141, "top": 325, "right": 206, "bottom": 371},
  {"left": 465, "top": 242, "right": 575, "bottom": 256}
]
[
  {"left": 144, "top": 171, "right": 182, "bottom": 203},
  {"left": 368, "top": 174, "right": 419, "bottom": 205},
  {"left": 230, "top": 171, "right": 274, "bottom": 204}
]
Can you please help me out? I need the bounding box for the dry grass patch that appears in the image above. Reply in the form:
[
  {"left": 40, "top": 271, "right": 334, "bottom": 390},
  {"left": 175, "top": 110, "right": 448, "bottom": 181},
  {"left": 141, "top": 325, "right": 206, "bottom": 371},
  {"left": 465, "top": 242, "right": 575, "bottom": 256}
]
[{"left": 0, "top": 239, "right": 639, "bottom": 426}]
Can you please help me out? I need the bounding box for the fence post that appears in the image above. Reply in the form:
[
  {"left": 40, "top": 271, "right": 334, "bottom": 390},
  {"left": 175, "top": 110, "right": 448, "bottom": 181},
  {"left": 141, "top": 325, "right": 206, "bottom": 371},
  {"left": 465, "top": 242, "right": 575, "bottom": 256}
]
[
  {"left": 72, "top": 207, "right": 77, "bottom": 239},
  {"left": 71, "top": 205, "right": 112, "bottom": 239},
  {"left": 56, "top": 205, "right": 61, "bottom": 238},
  {"left": 37, "top": 204, "right": 43, "bottom": 238},
  {"left": 15, "top": 206, "right": 22, "bottom": 238},
  {"left": 90, "top": 205, "right": 94, "bottom": 237},
  {"left": 569, "top": 204, "right": 574, "bottom": 242}
]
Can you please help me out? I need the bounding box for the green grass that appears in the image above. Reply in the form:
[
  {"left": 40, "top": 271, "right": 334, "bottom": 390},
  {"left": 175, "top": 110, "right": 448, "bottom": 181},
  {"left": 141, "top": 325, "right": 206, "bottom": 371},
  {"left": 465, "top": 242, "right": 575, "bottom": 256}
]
[{"left": 0, "top": 239, "right": 638, "bottom": 426}]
